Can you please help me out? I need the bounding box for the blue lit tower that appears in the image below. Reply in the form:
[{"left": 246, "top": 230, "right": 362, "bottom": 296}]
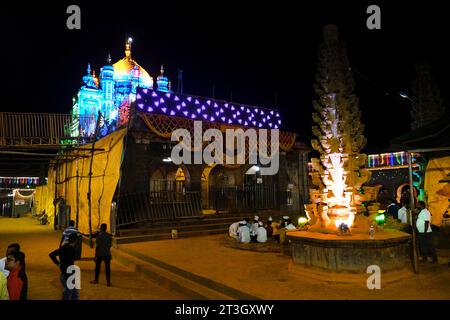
[
  {"left": 156, "top": 64, "right": 171, "bottom": 93},
  {"left": 70, "top": 38, "right": 154, "bottom": 138},
  {"left": 77, "top": 63, "right": 102, "bottom": 136},
  {"left": 100, "top": 54, "right": 116, "bottom": 122}
]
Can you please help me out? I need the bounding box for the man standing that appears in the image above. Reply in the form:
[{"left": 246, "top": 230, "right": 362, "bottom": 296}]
[
  {"left": 5, "top": 251, "right": 27, "bottom": 300},
  {"left": 0, "top": 272, "right": 8, "bottom": 300},
  {"left": 90, "top": 223, "right": 113, "bottom": 287},
  {"left": 49, "top": 233, "right": 79, "bottom": 300},
  {"left": 0, "top": 243, "right": 20, "bottom": 278},
  {"left": 60, "top": 220, "right": 82, "bottom": 260},
  {"left": 59, "top": 220, "right": 80, "bottom": 247},
  {"left": 416, "top": 201, "right": 438, "bottom": 264}
]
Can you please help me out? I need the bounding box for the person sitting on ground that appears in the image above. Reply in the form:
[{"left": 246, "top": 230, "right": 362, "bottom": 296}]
[
  {"left": 266, "top": 217, "right": 274, "bottom": 238},
  {"left": 250, "top": 216, "right": 259, "bottom": 243},
  {"left": 244, "top": 217, "right": 252, "bottom": 230},
  {"left": 228, "top": 221, "right": 241, "bottom": 239},
  {"left": 0, "top": 243, "right": 20, "bottom": 278},
  {"left": 256, "top": 221, "right": 267, "bottom": 243},
  {"left": 285, "top": 218, "right": 297, "bottom": 231},
  {"left": 237, "top": 221, "right": 251, "bottom": 243},
  {"left": 5, "top": 251, "right": 27, "bottom": 300},
  {"left": 281, "top": 216, "right": 290, "bottom": 228}
]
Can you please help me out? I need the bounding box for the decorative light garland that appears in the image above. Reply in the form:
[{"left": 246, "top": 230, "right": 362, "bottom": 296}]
[
  {"left": 309, "top": 152, "right": 419, "bottom": 172},
  {"left": 0, "top": 176, "right": 41, "bottom": 186},
  {"left": 14, "top": 189, "right": 36, "bottom": 199},
  {"left": 367, "top": 152, "right": 418, "bottom": 168},
  {"left": 136, "top": 88, "right": 282, "bottom": 130}
]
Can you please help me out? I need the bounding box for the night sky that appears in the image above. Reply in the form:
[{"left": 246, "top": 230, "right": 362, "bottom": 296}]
[{"left": 1, "top": 1, "right": 448, "bottom": 154}]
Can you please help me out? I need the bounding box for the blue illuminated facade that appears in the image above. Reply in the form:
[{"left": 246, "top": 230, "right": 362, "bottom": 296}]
[
  {"left": 70, "top": 39, "right": 281, "bottom": 138},
  {"left": 71, "top": 39, "right": 169, "bottom": 137}
]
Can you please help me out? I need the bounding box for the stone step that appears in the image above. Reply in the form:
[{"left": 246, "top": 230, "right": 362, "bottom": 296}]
[
  {"left": 114, "top": 246, "right": 260, "bottom": 300},
  {"left": 117, "top": 222, "right": 232, "bottom": 237},
  {"left": 115, "top": 227, "right": 229, "bottom": 244},
  {"left": 111, "top": 246, "right": 232, "bottom": 300},
  {"left": 124, "top": 213, "right": 277, "bottom": 228}
]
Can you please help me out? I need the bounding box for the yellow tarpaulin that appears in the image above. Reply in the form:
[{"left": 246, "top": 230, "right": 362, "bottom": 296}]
[
  {"left": 33, "top": 128, "right": 126, "bottom": 234},
  {"left": 424, "top": 156, "right": 450, "bottom": 226}
]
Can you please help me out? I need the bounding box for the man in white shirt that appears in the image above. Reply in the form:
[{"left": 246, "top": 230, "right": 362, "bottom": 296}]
[
  {"left": 416, "top": 201, "right": 438, "bottom": 263},
  {"left": 398, "top": 201, "right": 412, "bottom": 225},
  {"left": 228, "top": 221, "right": 240, "bottom": 238},
  {"left": 237, "top": 221, "right": 251, "bottom": 243},
  {"left": 250, "top": 216, "right": 259, "bottom": 243},
  {"left": 256, "top": 222, "right": 267, "bottom": 243},
  {"left": 0, "top": 243, "right": 21, "bottom": 277}
]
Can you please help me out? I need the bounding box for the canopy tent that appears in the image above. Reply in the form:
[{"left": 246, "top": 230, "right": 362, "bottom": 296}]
[
  {"left": 424, "top": 156, "right": 450, "bottom": 226},
  {"left": 390, "top": 113, "right": 450, "bottom": 226},
  {"left": 34, "top": 128, "right": 127, "bottom": 234},
  {"left": 390, "top": 112, "right": 450, "bottom": 150}
]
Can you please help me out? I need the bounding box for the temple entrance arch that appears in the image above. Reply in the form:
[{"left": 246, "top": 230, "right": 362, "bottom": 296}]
[
  {"left": 149, "top": 163, "right": 190, "bottom": 193},
  {"left": 205, "top": 163, "right": 278, "bottom": 213},
  {"left": 396, "top": 183, "right": 418, "bottom": 205}
]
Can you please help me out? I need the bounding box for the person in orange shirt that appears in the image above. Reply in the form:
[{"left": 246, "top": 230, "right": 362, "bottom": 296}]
[
  {"left": 5, "top": 251, "right": 27, "bottom": 300},
  {"left": 272, "top": 218, "right": 282, "bottom": 243}
]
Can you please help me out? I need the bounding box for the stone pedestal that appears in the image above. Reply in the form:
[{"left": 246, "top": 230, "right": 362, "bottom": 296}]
[{"left": 287, "top": 230, "right": 411, "bottom": 273}]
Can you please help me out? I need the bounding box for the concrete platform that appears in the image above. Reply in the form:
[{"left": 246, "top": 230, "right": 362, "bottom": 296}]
[
  {"left": 287, "top": 230, "right": 411, "bottom": 273},
  {"left": 2, "top": 215, "right": 450, "bottom": 300}
]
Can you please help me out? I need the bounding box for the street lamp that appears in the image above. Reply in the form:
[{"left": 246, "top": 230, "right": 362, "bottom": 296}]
[{"left": 399, "top": 91, "right": 414, "bottom": 103}]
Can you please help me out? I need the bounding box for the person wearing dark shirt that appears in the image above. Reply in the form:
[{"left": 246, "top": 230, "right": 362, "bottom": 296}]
[
  {"left": 5, "top": 251, "right": 27, "bottom": 300},
  {"left": 90, "top": 223, "right": 112, "bottom": 287},
  {"left": 386, "top": 199, "right": 399, "bottom": 220},
  {"left": 49, "top": 233, "right": 78, "bottom": 300},
  {"left": 266, "top": 219, "right": 274, "bottom": 238}
]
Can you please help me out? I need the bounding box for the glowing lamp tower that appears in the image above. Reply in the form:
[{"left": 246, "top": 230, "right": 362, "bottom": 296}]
[{"left": 310, "top": 25, "right": 369, "bottom": 231}]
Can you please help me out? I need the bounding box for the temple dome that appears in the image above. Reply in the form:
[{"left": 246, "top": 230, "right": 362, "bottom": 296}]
[{"left": 112, "top": 38, "right": 153, "bottom": 88}]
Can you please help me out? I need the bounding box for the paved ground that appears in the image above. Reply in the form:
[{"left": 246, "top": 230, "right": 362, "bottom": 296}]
[
  {"left": 0, "top": 215, "right": 184, "bottom": 300},
  {"left": 1, "top": 215, "right": 449, "bottom": 300},
  {"left": 121, "top": 234, "right": 450, "bottom": 300}
]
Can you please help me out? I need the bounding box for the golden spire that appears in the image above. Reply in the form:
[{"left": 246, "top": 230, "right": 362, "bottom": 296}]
[
  {"left": 125, "top": 37, "right": 132, "bottom": 59},
  {"left": 160, "top": 64, "right": 164, "bottom": 76}
]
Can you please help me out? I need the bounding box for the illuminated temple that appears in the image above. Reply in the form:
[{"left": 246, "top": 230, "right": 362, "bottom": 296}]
[
  {"left": 28, "top": 38, "right": 438, "bottom": 239},
  {"left": 60, "top": 38, "right": 307, "bottom": 236}
]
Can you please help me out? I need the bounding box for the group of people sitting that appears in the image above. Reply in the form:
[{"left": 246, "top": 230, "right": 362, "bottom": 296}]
[{"left": 229, "top": 215, "right": 297, "bottom": 244}]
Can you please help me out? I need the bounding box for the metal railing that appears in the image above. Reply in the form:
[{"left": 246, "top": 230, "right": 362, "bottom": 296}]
[
  {"left": 116, "top": 191, "right": 203, "bottom": 227},
  {"left": 211, "top": 184, "right": 279, "bottom": 213},
  {"left": 0, "top": 112, "right": 95, "bottom": 146}
]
